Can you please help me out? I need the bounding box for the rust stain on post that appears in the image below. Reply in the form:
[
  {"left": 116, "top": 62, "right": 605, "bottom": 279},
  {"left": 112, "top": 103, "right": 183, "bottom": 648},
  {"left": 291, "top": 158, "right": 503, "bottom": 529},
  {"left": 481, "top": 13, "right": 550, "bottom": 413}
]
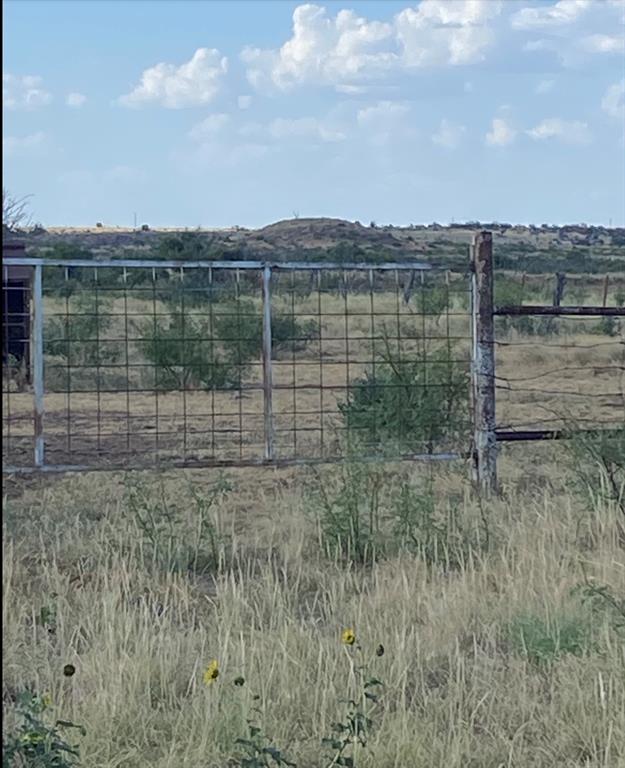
[{"left": 471, "top": 231, "right": 497, "bottom": 494}]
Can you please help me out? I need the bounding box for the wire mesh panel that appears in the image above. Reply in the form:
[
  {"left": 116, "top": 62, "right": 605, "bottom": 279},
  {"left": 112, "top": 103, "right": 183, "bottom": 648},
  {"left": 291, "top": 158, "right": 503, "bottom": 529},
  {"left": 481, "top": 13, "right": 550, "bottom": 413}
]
[
  {"left": 270, "top": 265, "right": 472, "bottom": 461},
  {"left": 2, "top": 258, "right": 473, "bottom": 472}
]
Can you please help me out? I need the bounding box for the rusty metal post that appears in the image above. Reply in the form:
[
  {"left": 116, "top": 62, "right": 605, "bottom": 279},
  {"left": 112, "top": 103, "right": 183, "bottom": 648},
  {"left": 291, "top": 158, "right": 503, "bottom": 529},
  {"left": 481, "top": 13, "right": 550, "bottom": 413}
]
[
  {"left": 32, "top": 263, "right": 45, "bottom": 467},
  {"left": 261, "top": 264, "right": 274, "bottom": 461},
  {"left": 471, "top": 231, "right": 497, "bottom": 494}
]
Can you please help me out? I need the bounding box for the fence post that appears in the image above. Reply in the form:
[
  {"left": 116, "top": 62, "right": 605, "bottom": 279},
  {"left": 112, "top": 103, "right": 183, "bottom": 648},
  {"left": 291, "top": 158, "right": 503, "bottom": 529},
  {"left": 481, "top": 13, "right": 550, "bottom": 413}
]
[
  {"left": 32, "top": 263, "right": 45, "bottom": 467},
  {"left": 553, "top": 272, "right": 566, "bottom": 307},
  {"left": 261, "top": 264, "right": 275, "bottom": 461},
  {"left": 602, "top": 274, "right": 610, "bottom": 307},
  {"left": 471, "top": 231, "right": 497, "bottom": 494}
]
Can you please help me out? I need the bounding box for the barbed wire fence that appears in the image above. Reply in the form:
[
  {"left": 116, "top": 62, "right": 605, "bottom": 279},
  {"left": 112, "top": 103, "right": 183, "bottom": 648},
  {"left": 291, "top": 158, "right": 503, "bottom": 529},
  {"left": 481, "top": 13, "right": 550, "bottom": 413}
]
[{"left": 471, "top": 231, "right": 625, "bottom": 492}]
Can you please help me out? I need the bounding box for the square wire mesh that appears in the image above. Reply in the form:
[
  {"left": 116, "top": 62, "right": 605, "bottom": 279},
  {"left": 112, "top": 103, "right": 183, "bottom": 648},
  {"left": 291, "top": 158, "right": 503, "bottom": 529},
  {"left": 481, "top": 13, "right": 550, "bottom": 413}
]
[{"left": 2, "top": 260, "right": 473, "bottom": 470}]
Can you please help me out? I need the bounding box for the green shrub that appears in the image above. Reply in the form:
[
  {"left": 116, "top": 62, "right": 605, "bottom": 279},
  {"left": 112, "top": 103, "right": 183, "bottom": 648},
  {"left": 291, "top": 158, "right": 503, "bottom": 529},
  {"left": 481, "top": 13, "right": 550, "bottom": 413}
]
[
  {"left": 593, "top": 316, "right": 619, "bottom": 337},
  {"left": 309, "top": 463, "right": 488, "bottom": 568},
  {"left": 338, "top": 336, "right": 469, "bottom": 454},
  {"left": 139, "top": 300, "right": 317, "bottom": 391},
  {"left": 44, "top": 291, "right": 119, "bottom": 366}
]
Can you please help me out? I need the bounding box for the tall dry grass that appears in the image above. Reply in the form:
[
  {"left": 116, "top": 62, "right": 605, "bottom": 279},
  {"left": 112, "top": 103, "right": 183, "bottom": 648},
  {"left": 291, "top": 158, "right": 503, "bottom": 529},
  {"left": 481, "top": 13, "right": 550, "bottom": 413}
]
[{"left": 3, "top": 447, "right": 625, "bottom": 767}]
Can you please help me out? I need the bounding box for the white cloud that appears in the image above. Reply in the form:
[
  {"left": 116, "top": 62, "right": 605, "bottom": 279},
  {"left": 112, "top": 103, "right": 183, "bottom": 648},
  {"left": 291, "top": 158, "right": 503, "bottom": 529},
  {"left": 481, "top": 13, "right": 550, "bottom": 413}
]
[
  {"left": 3, "top": 131, "right": 46, "bottom": 156},
  {"left": 581, "top": 34, "right": 624, "bottom": 53},
  {"left": 189, "top": 113, "right": 231, "bottom": 140},
  {"left": 485, "top": 118, "right": 516, "bottom": 146},
  {"left": 66, "top": 92, "right": 86, "bottom": 108},
  {"left": 511, "top": 0, "right": 591, "bottom": 30},
  {"left": 396, "top": 0, "right": 502, "bottom": 67},
  {"left": 535, "top": 78, "right": 555, "bottom": 94},
  {"left": 602, "top": 79, "right": 625, "bottom": 119},
  {"left": 242, "top": 1, "right": 501, "bottom": 91},
  {"left": 526, "top": 118, "right": 591, "bottom": 143},
  {"left": 431, "top": 118, "right": 466, "bottom": 149},
  {"left": 242, "top": 5, "right": 396, "bottom": 90},
  {"left": 237, "top": 94, "right": 252, "bottom": 110},
  {"left": 356, "top": 100, "right": 410, "bottom": 125},
  {"left": 119, "top": 48, "right": 228, "bottom": 108},
  {"left": 3, "top": 74, "right": 52, "bottom": 110},
  {"left": 268, "top": 116, "right": 346, "bottom": 142}
]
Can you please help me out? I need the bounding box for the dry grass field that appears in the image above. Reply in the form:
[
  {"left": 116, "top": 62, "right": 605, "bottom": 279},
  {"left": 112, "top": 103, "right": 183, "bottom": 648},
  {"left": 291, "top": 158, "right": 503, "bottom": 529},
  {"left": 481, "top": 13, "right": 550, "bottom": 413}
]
[
  {"left": 2, "top": 267, "right": 625, "bottom": 767},
  {"left": 3, "top": 445, "right": 625, "bottom": 767}
]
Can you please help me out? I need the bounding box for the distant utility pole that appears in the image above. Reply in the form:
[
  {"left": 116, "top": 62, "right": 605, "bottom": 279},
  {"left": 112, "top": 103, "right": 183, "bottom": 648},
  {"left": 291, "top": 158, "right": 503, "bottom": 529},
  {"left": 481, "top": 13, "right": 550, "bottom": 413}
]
[{"left": 133, "top": 212, "right": 137, "bottom": 230}]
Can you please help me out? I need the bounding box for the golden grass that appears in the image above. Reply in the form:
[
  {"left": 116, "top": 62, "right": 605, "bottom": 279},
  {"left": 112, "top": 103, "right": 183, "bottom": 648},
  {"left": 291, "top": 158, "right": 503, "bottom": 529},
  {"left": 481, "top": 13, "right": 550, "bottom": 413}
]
[{"left": 2, "top": 451, "right": 625, "bottom": 767}]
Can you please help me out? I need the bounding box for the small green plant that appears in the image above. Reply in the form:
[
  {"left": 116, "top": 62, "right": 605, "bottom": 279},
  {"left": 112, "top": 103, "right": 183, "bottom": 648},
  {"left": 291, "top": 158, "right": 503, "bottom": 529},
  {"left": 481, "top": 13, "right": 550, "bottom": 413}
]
[
  {"left": 126, "top": 476, "right": 232, "bottom": 574},
  {"left": 320, "top": 629, "right": 384, "bottom": 768},
  {"left": 572, "top": 572, "right": 625, "bottom": 636},
  {"left": 38, "top": 593, "right": 58, "bottom": 636},
  {"left": 507, "top": 612, "right": 592, "bottom": 665},
  {"left": 565, "top": 427, "right": 625, "bottom": 517},
  {"left": 388, "top": 478, "right": 487, "bottom": 568},
  {"left": 309, "top": 460, "right": 385, "bottom": 564},
  {"left": 593, "top": 316, "right": 619, "bottom": 337},
  {"left": 2, "top": 691, "right": 85, "bottom": 768},
  {"left": 233, "top": 715, "right": 296, "bottom": 768}
]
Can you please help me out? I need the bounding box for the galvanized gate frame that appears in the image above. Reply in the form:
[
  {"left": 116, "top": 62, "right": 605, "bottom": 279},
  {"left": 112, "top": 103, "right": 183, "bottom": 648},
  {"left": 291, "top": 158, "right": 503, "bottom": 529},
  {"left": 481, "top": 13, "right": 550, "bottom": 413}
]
[{"left": 5, "top": 257, "right": 464, "bottom": 473}]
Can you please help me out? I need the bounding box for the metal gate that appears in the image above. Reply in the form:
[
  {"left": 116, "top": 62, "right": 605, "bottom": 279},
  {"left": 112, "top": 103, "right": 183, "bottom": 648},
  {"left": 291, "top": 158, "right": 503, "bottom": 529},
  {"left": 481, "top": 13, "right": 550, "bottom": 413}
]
[{"left": 2, "top": 257, "right": 473, "bottom": 473}]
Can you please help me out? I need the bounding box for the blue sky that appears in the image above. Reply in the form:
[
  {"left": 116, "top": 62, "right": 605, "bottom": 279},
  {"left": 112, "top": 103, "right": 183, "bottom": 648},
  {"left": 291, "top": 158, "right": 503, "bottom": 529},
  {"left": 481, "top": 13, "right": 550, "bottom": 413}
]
[{"left": 3, "top": 0, "right": 625, "bottom": 228}]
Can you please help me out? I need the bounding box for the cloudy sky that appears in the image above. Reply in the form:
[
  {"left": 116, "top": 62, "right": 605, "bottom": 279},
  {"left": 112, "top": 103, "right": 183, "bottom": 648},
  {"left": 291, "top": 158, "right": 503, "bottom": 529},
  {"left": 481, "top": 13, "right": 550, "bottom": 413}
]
[{"left": 3, "top": 0, "right": 624, "bottom": 228}]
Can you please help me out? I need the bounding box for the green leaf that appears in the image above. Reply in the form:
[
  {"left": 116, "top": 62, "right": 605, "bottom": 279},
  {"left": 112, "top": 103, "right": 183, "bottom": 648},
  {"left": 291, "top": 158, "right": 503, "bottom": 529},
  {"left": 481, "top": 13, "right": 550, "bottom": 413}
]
[
  {"left": 321, "top": 738, "right": 343, "bottom": 750},
  {"left": 364, "top": 691, "right": 378, "bottom": 702},
  {"left": 235, "top": 738, "right": 256, "bottom": 748},
  {"left": 364, "top": 678, "right": 383, "bottom": 688}
]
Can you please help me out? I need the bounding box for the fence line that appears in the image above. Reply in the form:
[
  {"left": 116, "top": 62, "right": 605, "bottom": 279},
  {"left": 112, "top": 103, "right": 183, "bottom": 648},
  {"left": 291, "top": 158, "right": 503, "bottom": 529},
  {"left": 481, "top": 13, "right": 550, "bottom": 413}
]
[{"left": 3, "top": 240, "right": 624, "bottom": 486}]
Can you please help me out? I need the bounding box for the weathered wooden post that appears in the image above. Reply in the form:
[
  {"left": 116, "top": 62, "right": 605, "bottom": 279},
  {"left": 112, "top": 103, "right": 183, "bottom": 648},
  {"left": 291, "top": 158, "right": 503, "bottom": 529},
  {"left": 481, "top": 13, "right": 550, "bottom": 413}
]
[
  {"left": 471, "top": 231, "right": 497, "bottom": 494},
  {"left": 602, "top": 274, "right": 610, "bottom": 308},
  {"left": 553, "top": 272, "right": 567, "bottom": 307}
]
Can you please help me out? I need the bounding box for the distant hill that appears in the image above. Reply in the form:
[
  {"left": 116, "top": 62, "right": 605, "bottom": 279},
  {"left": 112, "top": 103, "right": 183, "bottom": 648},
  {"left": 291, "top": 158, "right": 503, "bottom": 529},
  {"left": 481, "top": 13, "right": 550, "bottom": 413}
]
[{"left": 7, "top": 218, "right": 625, "bottom": 273}]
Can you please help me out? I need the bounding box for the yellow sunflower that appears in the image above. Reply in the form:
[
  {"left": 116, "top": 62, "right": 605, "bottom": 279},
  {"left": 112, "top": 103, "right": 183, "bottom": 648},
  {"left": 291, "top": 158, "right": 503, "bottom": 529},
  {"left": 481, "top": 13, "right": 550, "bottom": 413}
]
[
  {"left": 341, "top": 628, "right": 356, "bottom": 646},
  {"left": 203, "top": 659, "right": 219, "bottom": 686}
]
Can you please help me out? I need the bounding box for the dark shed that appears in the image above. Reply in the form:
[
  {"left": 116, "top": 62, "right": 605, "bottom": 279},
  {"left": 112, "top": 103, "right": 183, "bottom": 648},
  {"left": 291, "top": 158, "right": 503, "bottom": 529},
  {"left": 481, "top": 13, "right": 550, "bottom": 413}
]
[{"left": 2, "top": 241, "right": 33, "bottom": 382}]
